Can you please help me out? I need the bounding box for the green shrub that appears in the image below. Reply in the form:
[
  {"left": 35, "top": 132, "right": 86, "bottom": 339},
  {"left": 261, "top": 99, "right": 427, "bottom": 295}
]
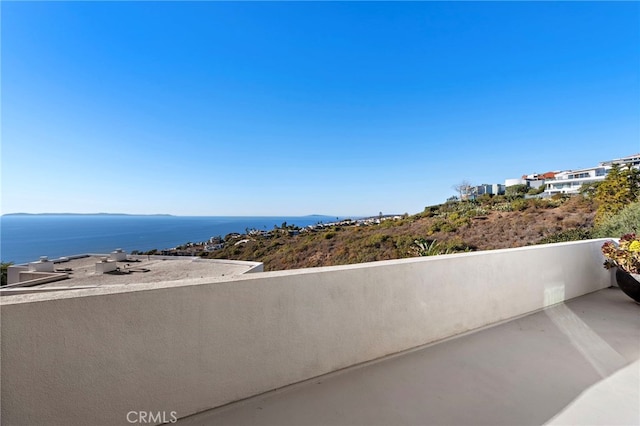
[
  {"left": 527, "top": 185, "right": 545, "bottom": 195},
  {"left": 365, "top": 233, "right": 389, "bottom": 248},
  {"left": 593, "top": 201, "right": 640, "bottom": 237},
  {"left": 440, "top": 222, "right": 458, "bottom": 233},
  {"left": 490, "top": 195, "right": 507, "bottom": 205},
  {"left": 529, "top": 198, "right": 559, "bottom": 209},
  {"left": 394, "top": 235, "right": 417, "bottom": 254},
  {"left": 511, "top": 199, "right": 529, "bottom": 211},
  {"left": 536, "top": 228, "right": 593, "bottom": 244},
  {"left": 381, "top": 219, "right": 402, "bottom": 228},
  {"left": 428, "top": 219, "right": 445, "bottom": 234},
  {"left": 505, "top": 184, "right": 529, "bottom": 199},
  {"left": 464, "top": 207, "right": 488, "bottom": 217},
  {"left": 423, "top": 205, "right": 440, "bottom": 217},
  {"left": 547, "top": 198, "right": 564, "bottom": 208},
  {"left": 412, "top": 239, "right": 472, "bottom": 256},
  {"left": 492, "top": 202, "right": 513, "bottom": 212},
  {"left": 476, "top": 194, "right": 492, "bottom": 205}
]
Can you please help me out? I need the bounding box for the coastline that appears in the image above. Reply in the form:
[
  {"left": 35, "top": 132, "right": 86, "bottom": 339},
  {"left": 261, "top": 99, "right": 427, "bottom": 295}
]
[{"left": 0, "top": 215, "right": 353, "bottom": 264}]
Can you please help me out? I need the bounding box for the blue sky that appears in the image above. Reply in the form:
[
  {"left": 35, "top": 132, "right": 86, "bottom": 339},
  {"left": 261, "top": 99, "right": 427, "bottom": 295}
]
[{"left": 2, "top": 1, "right": 639, "bottom": 216}]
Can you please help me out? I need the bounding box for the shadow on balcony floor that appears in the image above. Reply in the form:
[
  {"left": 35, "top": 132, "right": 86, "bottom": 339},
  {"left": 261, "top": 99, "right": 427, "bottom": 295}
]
[{"left": 178, "top": 288, "right": 639, "bottom": 426}]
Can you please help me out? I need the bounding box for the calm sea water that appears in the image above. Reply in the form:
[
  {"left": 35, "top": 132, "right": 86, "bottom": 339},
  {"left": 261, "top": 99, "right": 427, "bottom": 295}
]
[{"left": 0, "top": 215, "right": 345, "bottom": 264}]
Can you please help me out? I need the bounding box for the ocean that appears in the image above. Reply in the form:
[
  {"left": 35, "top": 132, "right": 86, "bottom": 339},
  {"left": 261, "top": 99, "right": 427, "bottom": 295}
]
[{"left": 0, "top": 214, "right": 346, "bottom": 264}]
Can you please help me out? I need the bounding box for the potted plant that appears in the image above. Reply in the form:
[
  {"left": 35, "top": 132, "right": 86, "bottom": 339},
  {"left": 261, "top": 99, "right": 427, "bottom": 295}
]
[{"left": 601, "top": 233, "right": 640, "bottom": 303}]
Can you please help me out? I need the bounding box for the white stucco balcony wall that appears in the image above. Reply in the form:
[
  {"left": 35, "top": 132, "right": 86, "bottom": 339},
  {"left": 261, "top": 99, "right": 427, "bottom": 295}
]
[{"left": 1, "top": 239, "right": 614, "bottom": 426}]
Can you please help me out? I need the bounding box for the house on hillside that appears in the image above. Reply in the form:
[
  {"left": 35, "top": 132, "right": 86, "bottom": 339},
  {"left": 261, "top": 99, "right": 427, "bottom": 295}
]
[
  {"left": 544, "top": 153, "right": 640, "bottom": 196},
  {"left": 450, "top": 153, "right": 638, "bottom": 202}
]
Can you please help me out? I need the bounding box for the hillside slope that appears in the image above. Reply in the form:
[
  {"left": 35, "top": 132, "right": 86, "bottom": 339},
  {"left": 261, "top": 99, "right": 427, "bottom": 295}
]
[{"left": 204, "top": 196, "right": 596, "bottom": 271}]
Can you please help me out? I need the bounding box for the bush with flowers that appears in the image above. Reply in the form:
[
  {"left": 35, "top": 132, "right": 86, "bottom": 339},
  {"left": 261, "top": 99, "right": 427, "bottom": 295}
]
[{"left": 601, "top": 233, "right": 640, "bottom": 274}]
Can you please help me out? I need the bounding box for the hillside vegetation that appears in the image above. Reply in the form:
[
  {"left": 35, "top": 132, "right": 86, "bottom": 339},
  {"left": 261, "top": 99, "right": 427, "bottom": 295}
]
[
  {"left": 123, "top": 166, "right": 640, "bottom": 273},
  {"left": 202, "top": 195, "right": 597, "bottom": 271}
]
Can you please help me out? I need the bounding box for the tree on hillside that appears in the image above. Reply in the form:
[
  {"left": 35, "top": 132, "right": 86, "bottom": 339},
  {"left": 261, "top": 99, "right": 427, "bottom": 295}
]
[
  {"left": 527, "top": 185, "right": 546, "bottom": 196},
  {"left": 505, "top": 184, "right": 529, "bottom": 199},
  {"left": 579, "top": 181, "right": 602, "bottom": 198},
  {"left": 594, "top": 164, "right": 640, "bottom": 224},
  {"left": 452, "top": 180, "right": 473, "bottom": 201}
]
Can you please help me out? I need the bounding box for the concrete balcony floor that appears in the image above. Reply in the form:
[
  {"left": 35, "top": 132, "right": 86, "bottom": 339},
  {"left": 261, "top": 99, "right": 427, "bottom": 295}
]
[{"left": 178, "top": 288, "right": 639, "bottom": 426}]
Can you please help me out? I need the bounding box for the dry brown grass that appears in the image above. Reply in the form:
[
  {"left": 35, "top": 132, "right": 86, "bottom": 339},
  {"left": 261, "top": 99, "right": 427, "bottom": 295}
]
[{"left": 205, "top": 196, "right": 596, "bottom": 271}]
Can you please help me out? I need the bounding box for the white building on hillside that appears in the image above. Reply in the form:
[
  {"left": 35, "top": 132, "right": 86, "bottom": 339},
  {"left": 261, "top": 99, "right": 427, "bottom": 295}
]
[
  {"left": 544, "top": 153, "right": 640, "bottom": 196},
  {"left": 601, "top": 153, "right": 640, "bottom": 168},
  {"left": 475, "top": 183, "right": 506, "bottom": 196}
]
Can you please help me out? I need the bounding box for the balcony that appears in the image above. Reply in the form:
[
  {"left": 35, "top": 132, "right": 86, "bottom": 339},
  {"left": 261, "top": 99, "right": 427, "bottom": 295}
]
[
  {"left": 178, "top": 287, "right": 638, "bottom": 426},
  {"left": 1, "top": 239, "right": 638, "bottom": 425}
]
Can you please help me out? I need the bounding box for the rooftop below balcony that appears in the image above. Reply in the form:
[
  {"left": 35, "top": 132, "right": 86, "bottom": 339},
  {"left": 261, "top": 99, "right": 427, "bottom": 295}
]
[
  {"left": 178, "top": 287, "right": 639, "bottom": 426},
  {"left": 2, "top": 252, "right": 263, "bottom": 295}
]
